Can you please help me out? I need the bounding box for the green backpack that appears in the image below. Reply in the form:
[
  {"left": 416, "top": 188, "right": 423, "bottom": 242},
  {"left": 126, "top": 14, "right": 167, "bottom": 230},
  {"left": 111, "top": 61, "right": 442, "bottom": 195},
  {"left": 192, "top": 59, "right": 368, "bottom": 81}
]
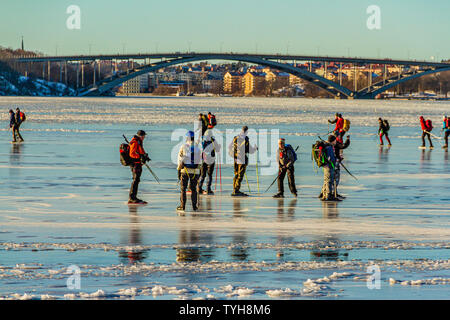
[{"left": 312, "top": 140, "right": 328, "bottom": 167}]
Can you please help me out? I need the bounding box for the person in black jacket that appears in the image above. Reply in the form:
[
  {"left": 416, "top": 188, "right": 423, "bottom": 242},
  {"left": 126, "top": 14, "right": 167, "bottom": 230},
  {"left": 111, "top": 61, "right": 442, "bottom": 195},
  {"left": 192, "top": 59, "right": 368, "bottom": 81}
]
[
  {"left": 9, "top": 109, "right": 24, "bottom": 142},
  {"left": 378, "top": 118, "right": 391, "bottom": 146},
  {"left": 273, "top": 138, "right": 297, "bottom": 198},
  {"left": 334, "top": 135, "right": 350, "bottom": 199}
]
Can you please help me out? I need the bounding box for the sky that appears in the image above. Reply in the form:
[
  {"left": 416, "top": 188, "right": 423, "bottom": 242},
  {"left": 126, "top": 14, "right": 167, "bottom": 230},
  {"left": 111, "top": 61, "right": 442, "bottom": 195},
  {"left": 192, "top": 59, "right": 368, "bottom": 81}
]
[{"left": 0, "top": 0, "right": 449, "bottom": 61}]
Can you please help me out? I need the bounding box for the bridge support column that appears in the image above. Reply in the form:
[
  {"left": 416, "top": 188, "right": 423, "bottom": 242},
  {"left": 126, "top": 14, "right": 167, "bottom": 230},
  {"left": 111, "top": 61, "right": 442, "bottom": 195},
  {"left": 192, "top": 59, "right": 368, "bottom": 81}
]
[
  {"left": 81, "top": 63, "right": 85, "bottom": 87},
  {"left": 59, "top": 61, "right": 63, "bottom": 83},
  {"left": 93, "top": 61, "right": 96, "bottom": 87},
  {"left": 76, "top": 62, "right": 79, "bottom": 90}
]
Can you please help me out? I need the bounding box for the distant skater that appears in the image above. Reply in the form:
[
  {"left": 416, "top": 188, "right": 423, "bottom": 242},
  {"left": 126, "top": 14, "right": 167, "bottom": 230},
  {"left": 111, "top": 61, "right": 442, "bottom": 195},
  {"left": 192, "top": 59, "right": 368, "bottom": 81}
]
[
  {"left": 177, "top": 131, "right": 202, "bottom": 211},
  {"left": 14, "top": 108, "right": 26, "bottom": 142},
  {"left": 419, "top": 116, "right": 434, "bottom": 149},
  {"left": 273, "top": 138, "right": 297, "bottom": 198},
  {"left": 378, "top": 118, "right": 392, "bottom": 146},
  {"left": 442, "top": 115, "right": 449, "bottom": 149},
  {"left": 9, "top": 109, "right": 24, "bottom": 142}
]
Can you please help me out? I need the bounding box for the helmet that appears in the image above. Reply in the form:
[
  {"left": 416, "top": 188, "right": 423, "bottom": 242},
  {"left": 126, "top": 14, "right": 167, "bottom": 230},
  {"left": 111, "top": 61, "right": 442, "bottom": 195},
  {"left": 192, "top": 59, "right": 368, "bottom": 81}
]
[
  {"left": 186, "top": 130, "right": 195, "bottom": 138},
  {"left": 137, "top": 130, "right": 146, "bottom": 136}
]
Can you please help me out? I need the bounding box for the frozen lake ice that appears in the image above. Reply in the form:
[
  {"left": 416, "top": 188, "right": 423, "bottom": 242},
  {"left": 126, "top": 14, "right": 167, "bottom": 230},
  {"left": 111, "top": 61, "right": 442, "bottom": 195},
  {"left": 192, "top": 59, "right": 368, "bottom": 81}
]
[{"left": 0, "top": 96, "right": 449, "bottom": 300}]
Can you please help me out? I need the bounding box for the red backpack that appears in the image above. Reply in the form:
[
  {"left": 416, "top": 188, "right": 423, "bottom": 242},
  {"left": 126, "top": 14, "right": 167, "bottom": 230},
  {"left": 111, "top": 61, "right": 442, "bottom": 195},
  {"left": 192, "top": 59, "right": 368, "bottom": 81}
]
[{"left": 425, "top": 119, "right": 433, "bottom": 132}]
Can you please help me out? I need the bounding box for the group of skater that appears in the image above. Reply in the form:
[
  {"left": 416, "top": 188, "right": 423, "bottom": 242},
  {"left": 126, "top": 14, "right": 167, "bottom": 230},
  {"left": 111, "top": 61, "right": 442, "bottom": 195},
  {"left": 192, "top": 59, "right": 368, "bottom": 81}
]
[
  {"left": 124, "top": 112, "right": 353, "bottom": 210},
  {"left": 419, "top": 115, "right": 450, "bottom": 149},
  {"left": 6, "top": 108, "right": 450, "bottom": 211}
]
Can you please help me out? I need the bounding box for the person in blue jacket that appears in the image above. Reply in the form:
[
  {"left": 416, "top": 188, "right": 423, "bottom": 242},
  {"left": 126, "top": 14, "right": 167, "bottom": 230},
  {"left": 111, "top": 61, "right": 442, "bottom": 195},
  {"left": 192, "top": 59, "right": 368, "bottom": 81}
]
[{"left": 443, "top": 115, "right": 450, "bottom": 149}]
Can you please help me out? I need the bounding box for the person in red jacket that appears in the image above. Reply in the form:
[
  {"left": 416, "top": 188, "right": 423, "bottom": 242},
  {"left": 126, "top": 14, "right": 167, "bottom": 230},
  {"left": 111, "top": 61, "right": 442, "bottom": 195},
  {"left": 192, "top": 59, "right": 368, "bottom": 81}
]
[
  {"left": 419, "top": 116, "right": 433, "bottom": 149},
  {"left": 128, "top": 130, "right": 150, "bottom": 204},
  {"left": 328, "top": 113, "right": 344, "bottom": 142}
]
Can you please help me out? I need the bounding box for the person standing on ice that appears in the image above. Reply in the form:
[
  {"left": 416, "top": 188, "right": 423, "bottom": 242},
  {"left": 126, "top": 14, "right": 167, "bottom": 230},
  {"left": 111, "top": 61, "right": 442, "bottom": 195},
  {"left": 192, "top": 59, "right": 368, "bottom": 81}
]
[
  {"left": 273, "top": 138, "right": 297, "bottom": 198},
  {"left": 320, "top": 135, "right": 341, "bottom": 202},
  {"left": 378, "top": 118, "right": 392, "bottom": 146},
  {"left": 442, "top": 115, "right": 449, "bottom": 149},
  {"left": 198, "top": 129, "right": 221, "bottom": 195},
  {"left": 177, "top": 130, "right": 202, "bottom": 211},
  {"left": 328, "top": 113, "right": 344, "bottom": 142},
  {"left": 229, "top": 126, "right": 257, "bottom": 197},
  {"left": 419, "top": 116, "right": 434, "bottom": 149},
  {"left": 128, "top": 130, "right": 150, "bottom": 204},
  {"left": 9, "top": 109, "right": 25, "bottom": 142},
  {"left": 332, "top": 135, "right": 350, "bottom": 199}
]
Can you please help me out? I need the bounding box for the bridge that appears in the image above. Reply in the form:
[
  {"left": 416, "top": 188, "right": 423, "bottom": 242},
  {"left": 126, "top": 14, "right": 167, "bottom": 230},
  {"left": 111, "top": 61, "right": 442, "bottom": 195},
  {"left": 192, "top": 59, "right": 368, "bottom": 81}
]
[{"left": 8, "top": 52, "right": 450, "bottom": 99}]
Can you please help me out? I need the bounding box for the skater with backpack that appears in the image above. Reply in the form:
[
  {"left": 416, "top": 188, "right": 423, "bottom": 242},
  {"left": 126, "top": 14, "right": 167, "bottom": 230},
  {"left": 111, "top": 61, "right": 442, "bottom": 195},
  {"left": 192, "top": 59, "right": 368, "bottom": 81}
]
[
  {"left": 198, "top": 129, "right": 221, "bottom": 195},
  {"left": 177, "top": 131, "right": 202, "bottom": 211},
  {"left": 312, "top": 135, "right": 340, "bottom": 202},
  {"left": 10, "top": 108, "right": 25, "bottom": 142},
  {"left": 378, "top": 118, "right": 392, "bottom": 146},
  {"left": 328, "top": 113, "right": 346, "bottom": 143},
  {"left": 419, "top": 116, "right": 434, "bottom": 149},
  {"left": 207, "top": 112, "right": 217, "bottom": 129},
  {"left": 442, "top": 115, "right": 449, "bottom": 149},
  {"left": 120, "top": 130, "right": 150, "bottom": 204},
  {"left": 273, "top": 138, "right": 298, "bottom": 198}
]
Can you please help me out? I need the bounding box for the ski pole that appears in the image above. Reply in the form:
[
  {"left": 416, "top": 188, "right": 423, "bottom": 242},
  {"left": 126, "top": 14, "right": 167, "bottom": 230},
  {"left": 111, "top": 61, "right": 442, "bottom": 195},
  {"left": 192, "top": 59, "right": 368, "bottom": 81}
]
[
  {"left": 425, "top": 130, "right": 443, "bottom": 147},
  {"left": 244, "top": 172, "right": 251, "bottom": 193},
  {"left": 144, "top": 163, "right": 160, "bottom": 184},
  {"left": 339, "top": 162, "right": 358, "bottom": 181},
  {"left": 264, "top": 172, "right": 279, "bottom": 193}
]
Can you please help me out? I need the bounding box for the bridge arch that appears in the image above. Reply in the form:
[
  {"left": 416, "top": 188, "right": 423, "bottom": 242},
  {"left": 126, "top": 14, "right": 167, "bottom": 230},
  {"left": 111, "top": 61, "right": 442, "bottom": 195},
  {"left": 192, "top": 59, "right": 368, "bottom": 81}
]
[
  {"left": 356, "top": 67, "right": 450, "bottom": 99},
  {"left": 80, "top": 55, "right": 354, "bottom": 98}
]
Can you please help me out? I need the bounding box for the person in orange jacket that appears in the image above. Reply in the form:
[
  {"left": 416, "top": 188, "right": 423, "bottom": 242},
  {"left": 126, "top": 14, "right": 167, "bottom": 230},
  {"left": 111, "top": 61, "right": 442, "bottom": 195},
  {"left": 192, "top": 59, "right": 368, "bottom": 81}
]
[{"left": 128, "top": 130, "right": 150, "bottom": 204}]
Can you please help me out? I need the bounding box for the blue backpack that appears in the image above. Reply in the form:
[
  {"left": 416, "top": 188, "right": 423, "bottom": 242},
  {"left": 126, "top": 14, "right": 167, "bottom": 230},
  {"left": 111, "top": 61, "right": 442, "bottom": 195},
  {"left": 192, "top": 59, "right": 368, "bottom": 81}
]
[{"left": 285, "top": 144, "right": 298, "bottom": 162}]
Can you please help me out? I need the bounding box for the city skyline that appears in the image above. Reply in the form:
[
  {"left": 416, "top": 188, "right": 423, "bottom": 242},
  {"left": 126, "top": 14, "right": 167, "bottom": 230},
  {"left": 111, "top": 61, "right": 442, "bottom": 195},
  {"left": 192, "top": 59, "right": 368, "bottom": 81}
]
[{"left": 0, "top": 0, "right": 449, "bottom": 61}]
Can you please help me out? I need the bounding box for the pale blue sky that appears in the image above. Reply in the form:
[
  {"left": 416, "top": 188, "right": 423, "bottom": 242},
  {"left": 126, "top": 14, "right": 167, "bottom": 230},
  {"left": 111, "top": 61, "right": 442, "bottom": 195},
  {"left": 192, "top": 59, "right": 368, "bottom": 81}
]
[{"left": 0, "top": 0, "right": 448, "bottom": 61}]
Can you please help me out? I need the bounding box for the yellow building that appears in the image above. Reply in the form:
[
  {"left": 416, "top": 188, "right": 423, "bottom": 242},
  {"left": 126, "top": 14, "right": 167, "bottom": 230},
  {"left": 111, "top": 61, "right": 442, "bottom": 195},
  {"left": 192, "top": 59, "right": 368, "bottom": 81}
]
[
  {"left": 223, "top": 72, "right": 243, "bottom": 94},
  {"left": 289, "top": 74, "right": 302, "bottom": 86},
  {"left": 242, "top": 72, "right": 266, "bottom": 95}
]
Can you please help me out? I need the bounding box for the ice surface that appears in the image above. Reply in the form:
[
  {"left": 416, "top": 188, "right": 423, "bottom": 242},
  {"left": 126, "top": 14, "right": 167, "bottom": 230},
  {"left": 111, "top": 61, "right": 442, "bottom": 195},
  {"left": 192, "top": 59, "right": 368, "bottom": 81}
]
[{"left": 0, "top": 96, "right": 448, "bottom": 300}]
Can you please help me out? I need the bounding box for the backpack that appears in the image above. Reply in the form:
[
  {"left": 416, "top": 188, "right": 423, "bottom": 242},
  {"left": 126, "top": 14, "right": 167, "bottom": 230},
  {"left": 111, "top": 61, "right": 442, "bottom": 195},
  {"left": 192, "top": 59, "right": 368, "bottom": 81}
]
[
  {"left": 383, "top": 120, "right": 390, "bottom": 131},
  {"left": 285, "top": 144, "right": 298, "bottom": 162},
  {"left": 425, "top": 119, "right": 433, "bottom": 132},
  {"left": 446, "top": 118, "right": 450, "bottom": 129},
  {"left": 208, "top": 114, "right": 217, "bottom": 128},
  {"left": 120, "top": 143, "right": 133, "bottom": 166},
  {"left": 342, "top": 119, "right": 351, "bottom": 132},
  {"left": 20, "top": 112, "right": 26, "bottom": 122},
  {"left": 202, "top": 139, "right": 215, "bottom": 158},
  {"left": 312, "top": 141, "right": 328, "bottom": 167}
]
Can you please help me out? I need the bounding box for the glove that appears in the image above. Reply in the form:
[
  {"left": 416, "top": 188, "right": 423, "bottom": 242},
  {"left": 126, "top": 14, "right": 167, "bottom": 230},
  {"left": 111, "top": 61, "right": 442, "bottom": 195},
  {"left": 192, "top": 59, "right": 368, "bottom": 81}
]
[{"left": 140, "top": 153, "right": 151, "bottom": 164}]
